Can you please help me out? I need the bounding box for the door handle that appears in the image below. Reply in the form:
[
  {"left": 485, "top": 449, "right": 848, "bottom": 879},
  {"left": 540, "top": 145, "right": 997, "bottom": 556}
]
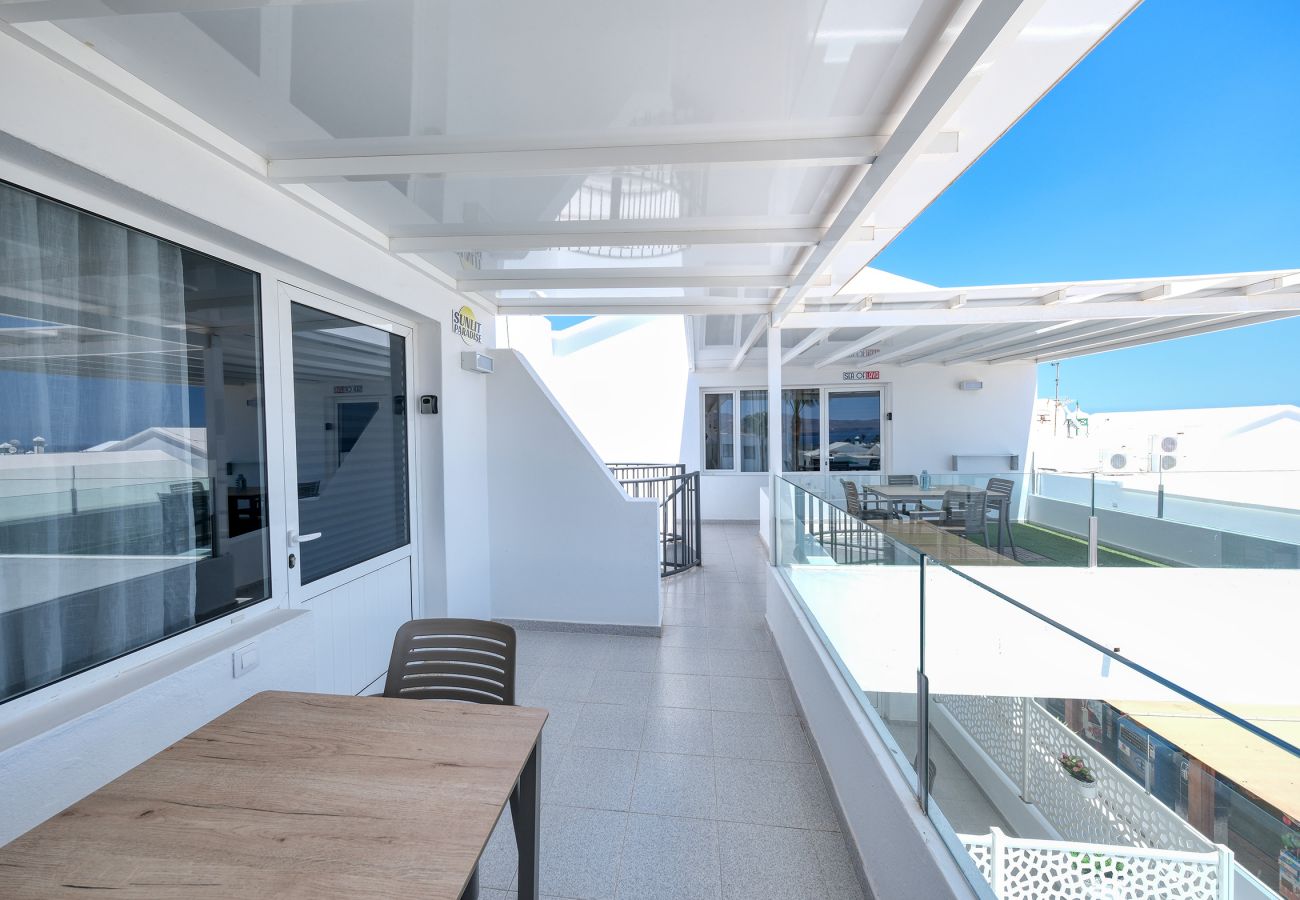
[{"left": 287, "top": 529, "right": 323, "bottom": 546}]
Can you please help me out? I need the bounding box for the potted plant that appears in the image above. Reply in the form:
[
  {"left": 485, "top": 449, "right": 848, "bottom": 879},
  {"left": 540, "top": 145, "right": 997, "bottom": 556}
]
[{"left": 1060, "top": 752, "right": 1098, "bottom": 798}]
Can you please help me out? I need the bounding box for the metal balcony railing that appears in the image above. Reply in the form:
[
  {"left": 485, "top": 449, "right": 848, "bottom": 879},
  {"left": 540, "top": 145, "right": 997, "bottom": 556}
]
[{"left": 609, "top": 464, "right": 701, "bottom": 576}]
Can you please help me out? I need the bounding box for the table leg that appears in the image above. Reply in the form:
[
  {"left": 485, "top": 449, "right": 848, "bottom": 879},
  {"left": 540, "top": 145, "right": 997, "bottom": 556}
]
[{"left": 511, "top": 739, "right": 541, "bottom": 900}]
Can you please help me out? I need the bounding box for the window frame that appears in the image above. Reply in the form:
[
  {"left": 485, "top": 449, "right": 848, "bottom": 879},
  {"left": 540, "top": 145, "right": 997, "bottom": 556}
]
[
  {"left": 699, "top": 384, "right": 891, "bottom": 476},
  {"left": 0, "top": 170, "right": 427, "bottom": 719}
]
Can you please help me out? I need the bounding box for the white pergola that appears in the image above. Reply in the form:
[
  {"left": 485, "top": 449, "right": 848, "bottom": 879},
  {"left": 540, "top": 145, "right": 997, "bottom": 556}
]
[
  {"left": 2, "top": 0, "right": 1140, "bottom": 327},
  {"left": 689, "top": 269, "right": 1300, "bottom": 370}
]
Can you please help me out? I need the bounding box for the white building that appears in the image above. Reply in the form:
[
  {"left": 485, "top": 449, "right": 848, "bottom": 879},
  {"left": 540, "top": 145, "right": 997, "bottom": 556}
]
[{"left": 0, "top": 2, "right": 1297, "bottom": 899}]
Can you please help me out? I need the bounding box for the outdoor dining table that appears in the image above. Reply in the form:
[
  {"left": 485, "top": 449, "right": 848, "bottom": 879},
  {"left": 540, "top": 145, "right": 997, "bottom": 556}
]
[
  {"left": 861, "top": 482, "right": 1017, "bottom": 557},
  {"left": 0, "top": 690, "right": 547, "bottom": 899}
]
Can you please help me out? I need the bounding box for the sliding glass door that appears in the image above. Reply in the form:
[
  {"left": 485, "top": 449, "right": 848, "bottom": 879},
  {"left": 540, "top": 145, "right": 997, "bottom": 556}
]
[
  {"left": 278, "top": 284, "right": 414, "bottom": 605},
  {"left": 824, "top": 390, "right": 883, "bottom": 472}
]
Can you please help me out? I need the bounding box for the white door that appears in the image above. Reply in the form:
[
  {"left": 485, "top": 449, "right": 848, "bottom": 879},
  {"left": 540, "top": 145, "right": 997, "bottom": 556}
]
[{"left": 276, "top": 282, "right": 416, "bottom": 694}]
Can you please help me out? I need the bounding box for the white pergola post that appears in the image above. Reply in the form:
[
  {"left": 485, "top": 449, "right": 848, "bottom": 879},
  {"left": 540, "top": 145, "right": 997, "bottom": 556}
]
[{"left": 767, "top": 321, "right": 782, "bottom": 565}]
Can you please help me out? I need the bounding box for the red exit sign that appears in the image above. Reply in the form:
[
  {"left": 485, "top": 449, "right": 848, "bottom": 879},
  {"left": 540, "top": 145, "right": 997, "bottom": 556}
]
[{"left": 842, "top": 370, "right": 880, "bottom": 381}]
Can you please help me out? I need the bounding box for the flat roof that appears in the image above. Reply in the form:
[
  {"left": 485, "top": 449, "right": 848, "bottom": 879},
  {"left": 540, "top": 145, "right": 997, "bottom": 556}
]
[{"left": 1108, "top": 699, "right": 1300, "bottom": 820}]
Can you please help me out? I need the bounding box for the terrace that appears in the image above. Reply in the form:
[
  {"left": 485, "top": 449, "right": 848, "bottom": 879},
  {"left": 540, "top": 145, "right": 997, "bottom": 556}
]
[{"left": 1, "top": 1, "right": 1298, "bottom": 899}]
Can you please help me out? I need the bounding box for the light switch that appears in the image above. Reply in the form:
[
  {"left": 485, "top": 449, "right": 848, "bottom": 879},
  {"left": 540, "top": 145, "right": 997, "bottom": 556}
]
[{"left": 232, "top": 642, "right": 259, "bottom": 679}]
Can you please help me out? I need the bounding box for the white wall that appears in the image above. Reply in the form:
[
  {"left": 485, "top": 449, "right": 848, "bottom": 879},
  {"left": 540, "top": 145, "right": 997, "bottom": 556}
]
[
  {"left": 0, "top": 609, "right": 314, "bottom": 844},
  {"left": 0, "top": 28, "right": 496, "bottom": 836},
  {"left": 505, "top": 315, "right": 1038, "bottom": 524},
  {"left": 486, "top": 351, "right": 662, "bottom": 629}
]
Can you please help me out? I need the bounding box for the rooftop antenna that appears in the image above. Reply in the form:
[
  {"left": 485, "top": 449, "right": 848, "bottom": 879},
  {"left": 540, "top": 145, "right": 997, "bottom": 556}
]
[{"left": 1052, "top": 362, "right": 1061, "bottom": 437}]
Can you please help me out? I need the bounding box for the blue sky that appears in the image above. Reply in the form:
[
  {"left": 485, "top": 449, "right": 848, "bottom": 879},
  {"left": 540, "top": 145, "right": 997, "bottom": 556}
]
[{"left": 873, "top": 0, "right": 1300, "bottom": 412}]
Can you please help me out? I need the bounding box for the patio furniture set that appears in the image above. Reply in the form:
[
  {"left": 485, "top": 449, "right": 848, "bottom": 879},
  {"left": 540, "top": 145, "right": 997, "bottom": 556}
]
[{"left": 841, "top": 475, "right": 1019, "bottom": 560}]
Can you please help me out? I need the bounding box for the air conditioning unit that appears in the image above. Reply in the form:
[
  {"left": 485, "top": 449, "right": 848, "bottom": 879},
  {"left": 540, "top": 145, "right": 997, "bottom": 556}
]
[
  {"left": 1103, "top": 450, "right": 1134, "bottom": 472},
  {"left": 1150, "top": 435, "right": 1179, "bottom": 471}
]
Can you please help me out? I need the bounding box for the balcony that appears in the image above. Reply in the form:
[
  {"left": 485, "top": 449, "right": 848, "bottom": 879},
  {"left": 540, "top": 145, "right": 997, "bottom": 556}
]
[{"left": 769, "top": 477, "right": 1299, "bottom": 899}]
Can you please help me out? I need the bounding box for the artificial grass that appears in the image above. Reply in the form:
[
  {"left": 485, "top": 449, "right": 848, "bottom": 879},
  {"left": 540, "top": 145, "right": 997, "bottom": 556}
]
[{"left": 1003, "top": 522, "right": 1172, "bottom": 567}]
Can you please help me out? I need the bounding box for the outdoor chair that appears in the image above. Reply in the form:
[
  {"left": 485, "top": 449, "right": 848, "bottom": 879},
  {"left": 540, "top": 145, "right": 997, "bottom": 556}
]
[
  {"left": 841, "top": 480, "right": 891, "bottom": 521},
  {"left": 984, "top": 477, "right": 1018, "bottom": 559},
  {"left": 917, "top": 489, "right": 990, "bottom": 545},
  {"left": 383, "top": 619, "right": 520, "bottom": 900},
  {"left": 886, "top": 473, "right": 921, "bottom": 514}
]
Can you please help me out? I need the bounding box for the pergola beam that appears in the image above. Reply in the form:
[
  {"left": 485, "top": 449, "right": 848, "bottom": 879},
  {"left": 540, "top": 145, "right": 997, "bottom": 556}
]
[
  {"left": 729, "top": 316, "right": 770, "bottom": 371},
  {"left": 268, "top": 132, "right": 960, "bottom": 181},
  {"left": 813, "top": 327, "right": 902, "bottom": 368},
  {"left": 390, "top": 224, "right": 876, "bottom": 253},
  {"left": 770, "top": 0, "right": 1040, "bottom": 325},
  {"left": 783, "top": 290, "right": 1300, "bottom": 328},
  {"left": 781, "top": 295, "right": 872, "bottom": 364},
  {"left": 1036, "top": 312, "right": 1298, "bottom": 363},
  {"left": 0, "top": 0, "right": 356, "bottom": 22},
  {"left": 460, "top": 268, "right": 829, "bottom": 292}
]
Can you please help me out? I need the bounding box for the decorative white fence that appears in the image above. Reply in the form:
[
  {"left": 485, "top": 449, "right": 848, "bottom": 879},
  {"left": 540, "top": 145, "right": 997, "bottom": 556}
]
[
  {"left": 961, "top": 829, "right": 1234, "bottom": 900},
  {"left": 936, "top": 695, "right": 1213, "bottom": 853}
]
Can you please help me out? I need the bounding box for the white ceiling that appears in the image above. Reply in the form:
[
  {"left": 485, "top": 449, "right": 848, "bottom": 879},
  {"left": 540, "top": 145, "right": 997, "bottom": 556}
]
[{"left": 1, "top": 0, "right": 1141, "bottom": 326}]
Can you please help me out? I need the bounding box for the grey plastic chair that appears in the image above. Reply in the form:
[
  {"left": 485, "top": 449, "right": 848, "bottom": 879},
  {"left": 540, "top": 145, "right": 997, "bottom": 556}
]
[
  {"left": 985, "top": 477, "right": 1018, "bottom": 559},
  {"left": 887, "top": 474, "right": 919, "bottom": 486},
  {"left": 383, "top": 619, "right": 520, "bottom": 900},
  {"left": 841, "top": 480, "right": 891, "bottom": 521},
  {"left": 918, "top": 489, "right": 990, "bottom": 544}
]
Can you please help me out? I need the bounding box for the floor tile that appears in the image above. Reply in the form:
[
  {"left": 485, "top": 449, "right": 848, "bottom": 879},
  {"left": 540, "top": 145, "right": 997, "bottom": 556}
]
[
  {"left": 642, "top": 706, "right": 714, "bottom": 756},
  {"left": 708, "top": 649, "right": 786, "bottom": 680},
  {"left": 572, "top": 702, "right": 649, "bottom": 751},
  {"left": 536, "top": 698, "right": 583, "bottom": 746},
  {"left": 648, "top": 672, "right": 712, "bottom": 710},
  {"left": 602, "top": 638, "right": 665, "bottom": 673},
  {"left": 585, "top": 670, "right": 654, "bottom": 707},
  {"left": 540, "top": 805, "right": 627, "bottom": 900},
  {"left": 479, "top": 806, "right": 518, "bottom": 890},
  {"left": 705, "top": 625, "right": 761, "bottom": 651},
  {"left": 653, "top": 646, "right": 712, "bottom": 676},
  {"left": 630, "top": 751, "right": 717, "bottom": 819},
  {"left": 717, "top": 821, "right": 824, "bottom": 900},
  {"left": 528, "top": 665, "right": 597, "bottom": 701},
  {"left": 660, "top": 624, "right": 714, "bottom": 649},
  {"left": 663, "top": 604, "right": 709, "bottom": 626},
  {"left": 551, "top": 745, "right": 639, "bottom": 810},
  {"left": 808, "top": 830, "right": 867, "bottom": 900},
  {"left": 709, "top": 676, "right": 788, "bottom": 715},
  {"left": 616, "top": 814, "right": 722, "bottom": 900},
  {"left": 711, "top": 710, "right": 812, "bottom": 763},
  {"left": 713, "top": 758, "right": 838, "bottom": 830}
]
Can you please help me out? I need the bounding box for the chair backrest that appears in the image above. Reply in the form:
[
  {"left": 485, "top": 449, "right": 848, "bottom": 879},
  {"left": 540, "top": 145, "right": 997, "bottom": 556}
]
[
  {"left": 986, "top": 477, "right": 1014, "bottom": 497},
  {"left": 841, "top": 480, "right": 862, "bottom": 516},
  {"left": 888, "top": 474, "right": 918, "bottom": 486},
  {"left": 940, "top": 489, "right": 988, "bottom": 530},
  {"left": 383, "top": 618, "right": 517, "bottom": 705}
]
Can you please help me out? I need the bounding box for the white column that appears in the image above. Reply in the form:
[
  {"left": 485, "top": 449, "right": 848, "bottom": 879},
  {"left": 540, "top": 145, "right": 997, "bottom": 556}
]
[{"left": 767, "top": 320, "right": 781, "bottom": 565}]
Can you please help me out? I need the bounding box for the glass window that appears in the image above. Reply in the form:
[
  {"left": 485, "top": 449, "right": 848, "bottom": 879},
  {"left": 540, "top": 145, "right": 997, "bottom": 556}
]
[
  {"left": 290, "top": 304, "right": 409, "bottom": 584},
  {"left": 782, "top": 389, "right": 821, "bottom": 472},
  {"left": 826, "top": 390, "right": 882, "bottom": 471},
  {"left": 738, "top": 390, "right": 768, "bottom": 472},
  {"left": 0, "top": 181, "right": 271, "bottom": 704},
  {"left": 703, "top": 392, "right": 734, "bottom": 470}
]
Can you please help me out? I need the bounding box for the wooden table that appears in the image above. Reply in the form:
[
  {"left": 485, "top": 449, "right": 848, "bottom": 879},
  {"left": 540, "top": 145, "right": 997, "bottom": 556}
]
[
  {"left": 873, "top": 518, "right": 1019, "bottom": 566},
  {"left": 863, "top": 483, "right": 1017, "bottom": 557},
  {"left": 0, "top": 691, "right": 548, "bottom": 899}
]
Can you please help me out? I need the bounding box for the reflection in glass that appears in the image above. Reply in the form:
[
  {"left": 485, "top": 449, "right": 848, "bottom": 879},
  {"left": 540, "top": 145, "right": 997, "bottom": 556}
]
[
  {"left": 826, "top": 390, "right": 882, "bottom": 471},
  {"left": 739, "top": 390, "right": 767, "bottom": 473},
  {"left": 703, "top": 393, "right": 734, "bottom": 470},
  {"left": 0, "top": 180, "right": 271, "bottom": 703},
  {"left": 290, "top": 304, "right": 409, "bottom": 584},
  {"left": 782, "top": 389, "right": 820, "bottom": 472}
]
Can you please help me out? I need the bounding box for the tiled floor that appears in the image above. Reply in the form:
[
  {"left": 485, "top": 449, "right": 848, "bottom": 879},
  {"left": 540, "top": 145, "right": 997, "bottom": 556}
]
[{"left": 480, "top": 523, "right": 867, "bottom": 900}]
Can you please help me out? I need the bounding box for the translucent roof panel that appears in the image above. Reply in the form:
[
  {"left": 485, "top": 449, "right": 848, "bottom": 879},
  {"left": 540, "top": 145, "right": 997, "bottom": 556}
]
[{"left": 51, "top": 0, "right": 925, "bottom": 149}]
